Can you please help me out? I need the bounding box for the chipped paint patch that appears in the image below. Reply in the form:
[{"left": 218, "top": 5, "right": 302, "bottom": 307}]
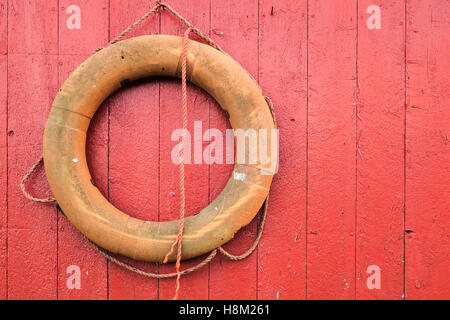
[{"left": 233, "top": 171, "right": 246, "bottom": 181}]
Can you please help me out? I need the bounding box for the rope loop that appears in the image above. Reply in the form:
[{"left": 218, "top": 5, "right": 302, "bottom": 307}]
[
  {"left": 20, "top": 157, "right": 56, "bottom": 204},
  {"left": 218, "top": 196, "right": 269, "bottom": 261},
  {"left": 53, "top": 197, "right": 268, "bottom": 280}
]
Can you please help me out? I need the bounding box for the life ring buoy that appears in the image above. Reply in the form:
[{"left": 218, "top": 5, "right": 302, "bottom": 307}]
[{"left": 43, "top": 35, "right": 277, "bottom": 262}]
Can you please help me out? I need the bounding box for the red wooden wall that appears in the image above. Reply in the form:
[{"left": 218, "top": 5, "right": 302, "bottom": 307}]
[{"left": 1, "top": 0, "right": 449, "bottom": 300}]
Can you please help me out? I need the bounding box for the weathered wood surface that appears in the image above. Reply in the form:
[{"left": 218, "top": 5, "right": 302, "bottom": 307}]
[{"left": 1, "top": 0, "right": 449, "bottom": 299}]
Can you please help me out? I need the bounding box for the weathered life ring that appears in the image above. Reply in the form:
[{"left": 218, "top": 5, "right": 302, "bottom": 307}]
[{"left": 43, "top": 35, "right": 277, "bottom": 262}]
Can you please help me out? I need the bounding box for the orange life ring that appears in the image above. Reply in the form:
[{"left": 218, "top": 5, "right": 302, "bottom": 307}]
[{"left": 43, "top": 35, "right": 277, "bottom": 262}]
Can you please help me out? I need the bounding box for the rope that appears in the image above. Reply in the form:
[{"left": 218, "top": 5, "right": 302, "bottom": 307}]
[
  {"left": 109, "top": 4, "right": 162, "bottom": 45},
  {"left": 96, "top": 2, "right": 223, "bottom": 53},
  {"left": 161, "top": 27, "right": 192, "bottom": 300},
  {"left": 82, "top": 229, "right": 218, "bottom": 279},
  {"left": 20, "top": 157, "right": 56, "bottom": 204},
  {"left": 218, "top": 195, "right": 269, "bottom": 260},
  {"left": 55, "top": 196, "right": 268, "bottom": 279},
  {"left": 20, "top": 1, "right": 276, "bottom": 300}
]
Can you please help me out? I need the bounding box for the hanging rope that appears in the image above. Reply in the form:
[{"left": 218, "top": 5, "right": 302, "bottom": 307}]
[
  {"left": 97, "top": 2, "right": 222, "bottom": 52},
  {"left": 160, "top": 27, "right": 193, "bottom": 300},
  {"left": 20, "top": 157, "right": 56, "bottom": 204},
  {"left": 20, "top": 1, "right": 276, "bottom": 300}
]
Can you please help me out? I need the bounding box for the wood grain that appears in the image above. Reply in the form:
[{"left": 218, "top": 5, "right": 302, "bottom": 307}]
[
  {"left": 1, "top": 0, "right": 449, "bottom": 300},
  {"left": 405, "top": 0, "right": 450, "bottom": 299},
  {"left": 307, "top": 0, "right": 357, "bottom": 299},
  {"left": 0, "top": 50, "right": 6, "bottom": 301},
  {"left": 0, "top": 0, "right": 7, "bottom": 300},
  {"left": 158, "top": 0, "right": 211, "bottom": 300},
  {"left": 56, "top": 0, "right": 109, "bottom": 300},
  {"left": 7, "top": 0, "right": 58, "bottom": 299},
  {"left": 108, "top": 0, "right": 160, "bottom": 300},
  {"left": 356, "top": 0, "right": 405, "bottom": 299},
  {"left": 258, "top": 0, "right": 308, "bottom": 300},
  {"left": 209, "top": 0, "right": 259, "bottom": 300},
  {"left": 8, "top": 54, "right": 58, "bottom": 299}
]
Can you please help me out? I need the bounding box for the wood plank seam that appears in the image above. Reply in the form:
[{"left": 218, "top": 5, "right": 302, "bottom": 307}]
[
  {"left": 305, "top": 0, "right": 309, "bottom": 298},
  {"left": 403, "top": 0, "right": 407, "bottom": 300},
  {"left": 355, "top": 0, "right": 359, "bottom": 301},
  {"left": 5, "top": 0, "right": 9, "bottom": 301}
]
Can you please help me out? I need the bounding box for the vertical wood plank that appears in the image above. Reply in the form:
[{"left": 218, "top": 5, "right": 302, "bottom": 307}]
[
  {"left": 0, "top": 3, "right": 6, "bottom": 295},
  {"left": 0, "top": 0, "right": 7, "bottom": 300},
  {"left": 57, "top": 0, "right": 109, "bottom": 300},
  {"left": 405, "top": 0, "right": 450, "bottom": 299},
  {"left": 257, "top": 0, "right": 308, "bottom": 300},
  {"left": 158, "top": 0, "right": 211, "bottom": 300},
  {"left": 7, "top": 0, "right": 58, "bottom": 300},
  {"left": 307, "top": 0, "right": 357, "bottom": 299},
  {"left": 0, "top": 0, "right": 6, "bottom": 54},
  {"left": 8, "top": 0, "right": 58, "bottom": 54},
  {"left": 209, "top": 0, "right": 259, "bottom": 300},
  {"left": 7, "top": 55, "right": 58, "bottom": 299},
  {"left": 356, "top": 0, "right": 405, "bottom": 299},
  {"left": 108, "top": 0, "right": 160, "bottom": 300},
  {"left": 59, "top": 0, "right": 109, "bottom": 55},
  {"left": 0, "top": 55, "right": 5, "bottom": 300}
]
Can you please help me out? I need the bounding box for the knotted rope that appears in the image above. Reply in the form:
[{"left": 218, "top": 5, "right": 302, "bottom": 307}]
[
  {"left": 20, "top": 157, "right": 56, "bottom": 204},
  {"left": 159, "top": 27, "right": 193, "bottom": 300},
  {"left": 20, "top": 1, "right": 276, "bottom": 300}
]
